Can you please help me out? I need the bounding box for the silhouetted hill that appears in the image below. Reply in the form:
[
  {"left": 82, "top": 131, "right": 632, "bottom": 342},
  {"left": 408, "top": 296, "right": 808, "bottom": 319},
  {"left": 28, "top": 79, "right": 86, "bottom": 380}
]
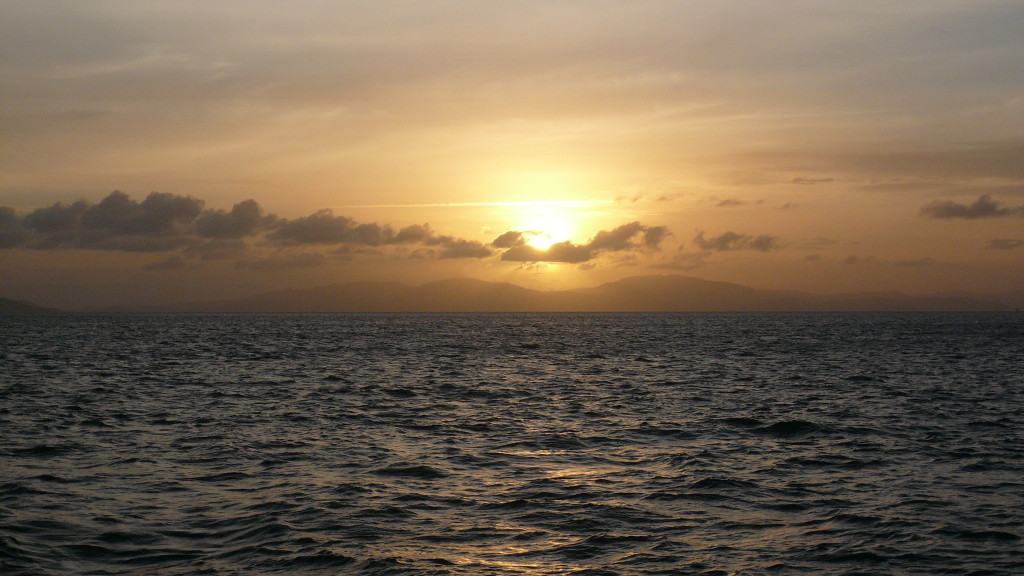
[
  {"left": 167, "top": 281, "right": 410, "bottom": 312},
  {"left": 582, "top": 275, "right": 809, "bottom": 311},
  {"left": 0, "top": 297, "right": 63, "bottom": 314},
  {"left": 167, "top": 279, "right": 584, "bottom": 312},
  {"left": 158, "top": 274, "right": 1016, "bottom": 312},
  {"left": 409, "top": 278, "right": 577, "bottom": 311},
  {"left": 946, "top": 290, "right": 1024, "bottom": 311}
]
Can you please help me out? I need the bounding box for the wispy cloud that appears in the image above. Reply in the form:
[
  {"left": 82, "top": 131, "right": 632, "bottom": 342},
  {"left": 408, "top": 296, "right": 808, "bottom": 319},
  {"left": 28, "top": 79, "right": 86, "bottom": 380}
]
[
  {"left": 988, "top": 239, "right": 1024, "bottom": 250},
  {"left": 920, "top": 195, "right": 1024, "bottom": 219},
  {"left": 715, "top": 198, "right": 745, "bottom": 207},
  {"left": 790, "top": 177, "right": 833, "bottom": 185},
  {"left": 693, "top": 230, "right": 780, "bottom": 252}
]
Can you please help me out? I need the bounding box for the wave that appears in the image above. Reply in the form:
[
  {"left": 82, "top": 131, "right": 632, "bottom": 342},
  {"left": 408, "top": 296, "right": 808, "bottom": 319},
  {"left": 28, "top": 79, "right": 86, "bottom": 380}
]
[{"left": 3, "top": 312, "right": 1022, "bottom": 575}]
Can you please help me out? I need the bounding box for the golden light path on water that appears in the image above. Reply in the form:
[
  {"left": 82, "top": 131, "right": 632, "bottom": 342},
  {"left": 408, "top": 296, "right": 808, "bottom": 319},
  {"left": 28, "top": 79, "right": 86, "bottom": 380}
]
[{"left": 445, "top": 449, "right": 626, "bottom": 575}]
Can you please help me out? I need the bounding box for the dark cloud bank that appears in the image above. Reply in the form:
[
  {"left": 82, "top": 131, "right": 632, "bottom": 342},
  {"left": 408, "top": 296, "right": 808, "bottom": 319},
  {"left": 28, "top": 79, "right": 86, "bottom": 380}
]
[
  {"left": 0, "top": 191, "right": 492, "bottom": 258},
  {"left": 1, "top": 191, "right": 672, "bottom": 265}
]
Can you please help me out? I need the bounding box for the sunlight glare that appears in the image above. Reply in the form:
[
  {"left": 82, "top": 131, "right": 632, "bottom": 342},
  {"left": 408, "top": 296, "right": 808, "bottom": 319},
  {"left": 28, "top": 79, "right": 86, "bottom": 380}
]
[{"left": 519, "top": 214, "right": 573, "bottom": 250}]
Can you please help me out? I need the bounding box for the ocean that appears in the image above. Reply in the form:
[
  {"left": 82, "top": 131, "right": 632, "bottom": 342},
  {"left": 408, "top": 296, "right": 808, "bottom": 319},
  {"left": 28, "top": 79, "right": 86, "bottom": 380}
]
[{"left": 2, "top": 312, "right": 1021, "bottom": 575}]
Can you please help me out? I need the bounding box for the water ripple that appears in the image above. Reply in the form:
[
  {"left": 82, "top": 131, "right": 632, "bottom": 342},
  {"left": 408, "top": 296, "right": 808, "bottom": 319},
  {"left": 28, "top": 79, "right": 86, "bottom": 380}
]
[{"left": 2, "top": 312, "right": 1022, "bottom": 575}]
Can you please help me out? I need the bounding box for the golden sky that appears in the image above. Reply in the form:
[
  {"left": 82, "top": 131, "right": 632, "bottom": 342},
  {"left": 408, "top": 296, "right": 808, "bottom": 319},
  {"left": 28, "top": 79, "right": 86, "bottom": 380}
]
[{"left": 2, "top": 1, "right": 1023, "bottom": 308}]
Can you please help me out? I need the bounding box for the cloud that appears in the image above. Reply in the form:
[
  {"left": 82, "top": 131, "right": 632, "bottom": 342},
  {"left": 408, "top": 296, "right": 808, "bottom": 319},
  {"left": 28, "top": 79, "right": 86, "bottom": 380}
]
[
  {"left": 868, "top": 142, "right": 1024, "bottom": 181},
  {"left": 693, "top": 230, "right": 781, "bottom": 252},
  {"left": 0, "top": 191, "right": 501, "bottom": 260},
  {"left": 757, "top": 142, "right": 1024, "bottom": 182},
  {"left": 642, "top": 226, "right": 670, "bottom": 248},
  {"left": 748, "top": 235, "right": 781, "bottom": 252},
  {"left": 497, "top": 221, "right": 669, "bottom": 263},
  {"left": 501, "top": 241, "right": 593, "bottom": 263},
  {"left": 82, "top": 191, "right": 204, "bottom": 236},
  {"left": 844, "top": 255, "right": 877, "bottom": 265},
  {"left": 988, "top": 239, "right": 1024, "bottom": 250},
  {"left": 84, "top": 235, "right": 197, "bottom": 253},
  {"left": 791, "top": 237, "right": 837, "bottom": 249},
  {"left": 268, "top": 212, "right": 489, "bottom": 259},
  {"left": 919, "top": 195, "right": 1024, "bottom": 219},
  {"left": 716, "top": 198, "right": 745, "bottom": 207},
  {"left": 391, "top": 223, "right": 433, "bottom": 244},
  {"left": 491, "top": 230, "right": 528, "bottom": 248},
  {"left": 270, "top": 209, "right": 394, "bottom": 245},
  {"left": 588, "top": 222, "right": 647, "bottom": 251},
  {"left": 424, "top": 236, "right": 491, "bottom": 259},
  {"left": 5, "top": 190, "right": 205, "bottom": 251},
  {"left": 195, "top": 199, "right": 277, "bottom": 239},
  {"left": 790, "top": 177, "right": 833, "bottom": 185},
  {"left": 24, "top": 200, "right": 89, "bottom": 233},
  {"left": 0, "top": 206, "right": 30, "bottom": 248}
]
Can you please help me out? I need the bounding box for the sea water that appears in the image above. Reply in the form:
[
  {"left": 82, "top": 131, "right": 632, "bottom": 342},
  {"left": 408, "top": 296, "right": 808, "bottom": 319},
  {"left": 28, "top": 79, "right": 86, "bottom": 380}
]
[{"left": 1, "top": 312, "right": 1022, "bottom": 575}]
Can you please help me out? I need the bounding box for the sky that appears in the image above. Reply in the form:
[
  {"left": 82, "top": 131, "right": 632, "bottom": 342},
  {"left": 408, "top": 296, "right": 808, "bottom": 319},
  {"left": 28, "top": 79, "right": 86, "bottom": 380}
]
[{"left": 2, "top": 1, "right": 1023, "bottom": 309}]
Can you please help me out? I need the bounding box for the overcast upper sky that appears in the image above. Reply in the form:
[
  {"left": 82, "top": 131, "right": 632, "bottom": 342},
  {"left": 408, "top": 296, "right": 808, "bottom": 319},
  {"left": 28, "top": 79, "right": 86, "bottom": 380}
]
[{"left": 2, "top": 1, "right": 1023, "bottom": 308}]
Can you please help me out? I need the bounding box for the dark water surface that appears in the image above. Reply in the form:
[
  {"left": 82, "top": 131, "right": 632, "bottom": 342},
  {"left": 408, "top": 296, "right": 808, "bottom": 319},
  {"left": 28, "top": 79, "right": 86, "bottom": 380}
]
[{"left": 2, "top": 313, "right": 1022, "bottom": 575}]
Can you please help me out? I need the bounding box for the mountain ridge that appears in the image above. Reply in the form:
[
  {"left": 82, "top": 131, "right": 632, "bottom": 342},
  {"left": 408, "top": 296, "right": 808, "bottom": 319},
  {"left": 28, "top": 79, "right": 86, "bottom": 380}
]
[
  {"left": 146, "top": 274, "right": 1021, "bottom": 312},
  {"left": 6, "top": 275, "right": 1020, "bottom": 313}
]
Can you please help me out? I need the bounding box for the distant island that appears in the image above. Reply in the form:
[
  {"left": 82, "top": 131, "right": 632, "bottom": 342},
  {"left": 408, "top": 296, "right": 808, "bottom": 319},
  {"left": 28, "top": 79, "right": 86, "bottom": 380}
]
[
  {"left": 5, "top": 275, "right": 1023, "bottom": 314},
  {"left": 0, "top": 297, "right": 64, "bottom": 314}
]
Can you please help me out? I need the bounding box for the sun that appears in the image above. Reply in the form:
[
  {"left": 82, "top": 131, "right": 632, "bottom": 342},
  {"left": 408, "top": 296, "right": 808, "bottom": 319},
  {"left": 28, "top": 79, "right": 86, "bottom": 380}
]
[
  {"left": 499, "top": 199, "right": 606, "bottom": 253},
  {"left": 523, "top": 231, "right": 557, "bottom": 250},
  {"left": 519, "top": 215, "right": 573, "bottom": 250}
]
